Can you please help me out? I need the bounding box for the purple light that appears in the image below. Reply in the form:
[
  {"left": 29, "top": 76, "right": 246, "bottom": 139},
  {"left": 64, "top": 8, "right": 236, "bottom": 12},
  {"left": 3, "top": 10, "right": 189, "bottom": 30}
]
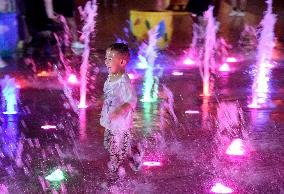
[
  {"left": 185, "top": 110, "right": 200, "bottom": 114},
  {"left": 183, "top": 57, "right": 195, "bottom": 65},
  {"left": 143, "top": 161, "right": 162, "bottom": 167},
  {"left": 172, "top": 71, "right": 183, "bottom": 76},
  {"left": 226, "top": 57, "right": 237, "bottom": 63},
  {"left": 41, "top": 125, "right": 57, "bottom": 130},
  {"left": 67, "top": 74, "right": 79, "bottom": 84},
  {"left": 226, "top": 138, "right": 245, "bottom": 156},
  {"left": 219, "top": 63, "right": 231, "bottom": 72},
  {"left": 211, "top": 183, "right": 233, "bottom": 193}
]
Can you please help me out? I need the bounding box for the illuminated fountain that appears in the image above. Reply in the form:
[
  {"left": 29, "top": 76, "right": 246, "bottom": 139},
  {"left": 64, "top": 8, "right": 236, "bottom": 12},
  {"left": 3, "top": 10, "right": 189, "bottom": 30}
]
[
  {"left": 200, "top": 6, "right": 217, "bottom": 96},
  {"left": 248, "top": 0, "right": 277, "bottom": 109},
  {"left": 140, "top": 26, "right": 159, "bottom": 102},
  {"left": 1, "top": 75, "right": 18, "bottom": 114},
  {"left": 78, "top": 0, "right": 98, "bottom": 108}
]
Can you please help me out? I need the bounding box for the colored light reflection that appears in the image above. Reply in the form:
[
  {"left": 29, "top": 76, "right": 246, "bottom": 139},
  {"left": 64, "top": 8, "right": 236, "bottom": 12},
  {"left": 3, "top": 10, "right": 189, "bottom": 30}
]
[
  {"left": 128, "top": 73, "right": 135, "bottom": 80},
  {"left": 226, "top": 138, "right": 245, "bottom": 156},
  {"left": 143, "top": 161, "right": 162, "bottom": 167},
  {"left": 67, "top": 74, "right": 79, "bottom": 84},
  {"left": 185, "top": 110, "right": 200, "bottom": 114},
  {"left": 211, "top": 183, "right": 233, "bottom": 193},
  {"left": 219, "top": 63, "right": 231, "bottom": 72},
  {"left": 172, "top": 71, "right": 183, "bottom": 76},
  {"left": 37, "top": 71, "right": 49, "bottom": 77},
  {"left": 1, "top": 75, "right": 18, "bottom": 114},
  {"left": 78, "top": 103, "right": 88, "bottom": 109},
  {"left": 226, "top": 57, "right": 237, "bottom": 63},
  {"left": 45, "top": 169, "right": 65, "bottom": 182},
  {"left": 183, "top": 57, "right": 195, "bottom": 65},
  {"left": 41, "top": 125, "right": 57, "bottom": 130}
]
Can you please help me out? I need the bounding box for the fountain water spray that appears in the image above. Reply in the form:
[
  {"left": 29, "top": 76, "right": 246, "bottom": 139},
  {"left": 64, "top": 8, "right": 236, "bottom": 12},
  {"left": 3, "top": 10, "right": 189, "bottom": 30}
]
[
  {"left": 248, "top": 0, "right": 276, "bottom": 108},
  {"left": 184, "top": 22, "right": 204, "bottom": 66},
  {"left": 78, "top": 0, "right": 98, "bottom": 108},
  {"left": 200, "top": 6, "right": 217, "bottom": 96},
  {"left": 140, "top": 26, "right": 160, "bottom": 102},
  {"left": 1, "top": 75, "right": 18, "bottom": 114}
]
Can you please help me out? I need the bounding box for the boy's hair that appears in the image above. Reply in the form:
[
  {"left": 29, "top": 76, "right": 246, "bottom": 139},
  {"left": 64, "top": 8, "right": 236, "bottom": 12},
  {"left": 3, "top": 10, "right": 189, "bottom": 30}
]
[{"left": 108, "top": 43, "right": 130, "bottom": 61}]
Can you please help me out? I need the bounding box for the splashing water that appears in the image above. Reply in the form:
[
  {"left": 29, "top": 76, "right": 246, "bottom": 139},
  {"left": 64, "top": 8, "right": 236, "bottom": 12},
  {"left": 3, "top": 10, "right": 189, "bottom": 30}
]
[
  {"left": 216, "top": 38, "right": 232, "bottom": 66},
  {"left": 78, "top": 0, "right": 98, "bottom": 108},
  {"left": 211, "top": 183, "right": 233, "bottom": 193},
  {"left": 140, "top": 26, "right": 160, "bottom": 102},
  {"left": 217, "top": 101, "right": 245, "bottom": 139},
  {"left": 185, "top": 22, "right": 204, "bottom": 65},
  {"left": 249, "top": 0, "right": 276, "bottom": 108},
  {"left": 45, "top": 169, "right": 65, "bottom": 182},
  {"left": 1, "top": 75, "right": 18, "bottom": 114},
  {"left": 161, "top": 84, "right": 178, "bottom": 124},
  {"left": 200, "top": 6, "right": 217, "bottom": 96},
  {"left": 59, "top": 15, "right": 71, "bottom": 47}
]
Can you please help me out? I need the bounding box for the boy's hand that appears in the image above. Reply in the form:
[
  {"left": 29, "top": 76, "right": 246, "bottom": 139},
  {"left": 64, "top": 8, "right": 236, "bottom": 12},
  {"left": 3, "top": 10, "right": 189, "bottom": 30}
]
[{"left": 109, "top": 103, "right": 131, "bottom": 120}]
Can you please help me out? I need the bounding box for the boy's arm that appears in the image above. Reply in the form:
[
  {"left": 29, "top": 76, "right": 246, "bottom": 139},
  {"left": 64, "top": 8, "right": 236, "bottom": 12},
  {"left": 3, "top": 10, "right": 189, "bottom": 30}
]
[{"left": 110, "top": 103, "right": 132, "bottom": 120}]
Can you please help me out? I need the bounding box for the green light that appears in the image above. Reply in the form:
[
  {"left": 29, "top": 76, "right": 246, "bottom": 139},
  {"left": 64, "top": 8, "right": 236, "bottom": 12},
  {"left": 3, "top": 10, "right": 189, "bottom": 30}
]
[
  {"left": 45, "top": 169, "right": 65, "bottom": 182},
  {"left": 141, "top": 69, "right": 158, "bottom": 103}
]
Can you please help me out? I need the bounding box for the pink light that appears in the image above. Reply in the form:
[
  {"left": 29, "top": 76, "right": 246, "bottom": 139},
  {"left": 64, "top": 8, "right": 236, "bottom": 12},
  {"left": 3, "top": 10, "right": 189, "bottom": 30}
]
[
  {"left": 128, "top": 73, "right": 135, "bottom": 80},
  {"left": 226, "top": 57, "right": 237, "bottom": 63},
  {"left": 183, "top": 57, "right": 195, "bottom": 65},
  {"left": 185, "top": 110, "right": 200, "bottom": 114},
  {"left": 226, "top": 138, "right": 245, "bottom": 156},
  {"left": 219, "top": 63, "right": 231, "bottom": 72},
  {"left": 67, "top": 74, "right": 79, "bottom": 84},
  {"left": 211, "top": 183, "right": 233, "bottom": 193},
  {"left": 172, "top": 71, "right": 183, "bottom": 76},
  {"left": 78, "top": 103, "right": 88, "bottom": 109},
  {"left": 41, "top": 125, "right": 57, "bottom": 130},
  {"left": 143, "top": 161, "right": 162, "bottom": 167}
]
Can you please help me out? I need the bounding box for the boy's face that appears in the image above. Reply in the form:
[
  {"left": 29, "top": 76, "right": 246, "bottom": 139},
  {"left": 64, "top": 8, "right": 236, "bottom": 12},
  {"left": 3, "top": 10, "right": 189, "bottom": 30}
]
[{"left": 105, "top": 49, "right": 126, "bottom": 74}]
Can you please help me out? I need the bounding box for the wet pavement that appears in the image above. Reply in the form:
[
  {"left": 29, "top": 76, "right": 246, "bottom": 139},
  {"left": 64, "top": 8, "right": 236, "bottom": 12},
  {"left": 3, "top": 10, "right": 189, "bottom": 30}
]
[{"left": 1, "top": 0, "right": 284, "bottom": 193}]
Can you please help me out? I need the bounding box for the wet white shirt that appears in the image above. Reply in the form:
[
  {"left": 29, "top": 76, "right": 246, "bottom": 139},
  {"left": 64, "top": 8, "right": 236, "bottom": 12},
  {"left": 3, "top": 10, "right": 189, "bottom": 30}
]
[{"left": 100, "top": 74, "right": 137, "bottom": 135}]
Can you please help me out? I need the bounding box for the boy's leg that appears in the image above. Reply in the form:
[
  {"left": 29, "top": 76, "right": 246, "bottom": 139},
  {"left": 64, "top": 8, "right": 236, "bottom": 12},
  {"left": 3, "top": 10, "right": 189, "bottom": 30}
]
[{"left": 104, "top": 130, "right": 130, "bottom": 173}]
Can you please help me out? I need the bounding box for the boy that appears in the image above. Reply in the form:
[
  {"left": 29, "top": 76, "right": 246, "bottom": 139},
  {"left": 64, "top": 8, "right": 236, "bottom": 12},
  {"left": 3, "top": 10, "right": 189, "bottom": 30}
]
[{"left": 100, "top": 43, "right": 139, "bottom": 179}]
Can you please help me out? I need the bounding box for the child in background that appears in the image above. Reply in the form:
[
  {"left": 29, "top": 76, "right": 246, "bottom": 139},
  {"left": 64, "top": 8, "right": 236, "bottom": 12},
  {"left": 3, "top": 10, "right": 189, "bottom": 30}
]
[
  {"left": 43, "top": 0, "right": 84, "bottom": 49},
  {"left": 100, "top": 43, "right": 138, "bottom": 179}
]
